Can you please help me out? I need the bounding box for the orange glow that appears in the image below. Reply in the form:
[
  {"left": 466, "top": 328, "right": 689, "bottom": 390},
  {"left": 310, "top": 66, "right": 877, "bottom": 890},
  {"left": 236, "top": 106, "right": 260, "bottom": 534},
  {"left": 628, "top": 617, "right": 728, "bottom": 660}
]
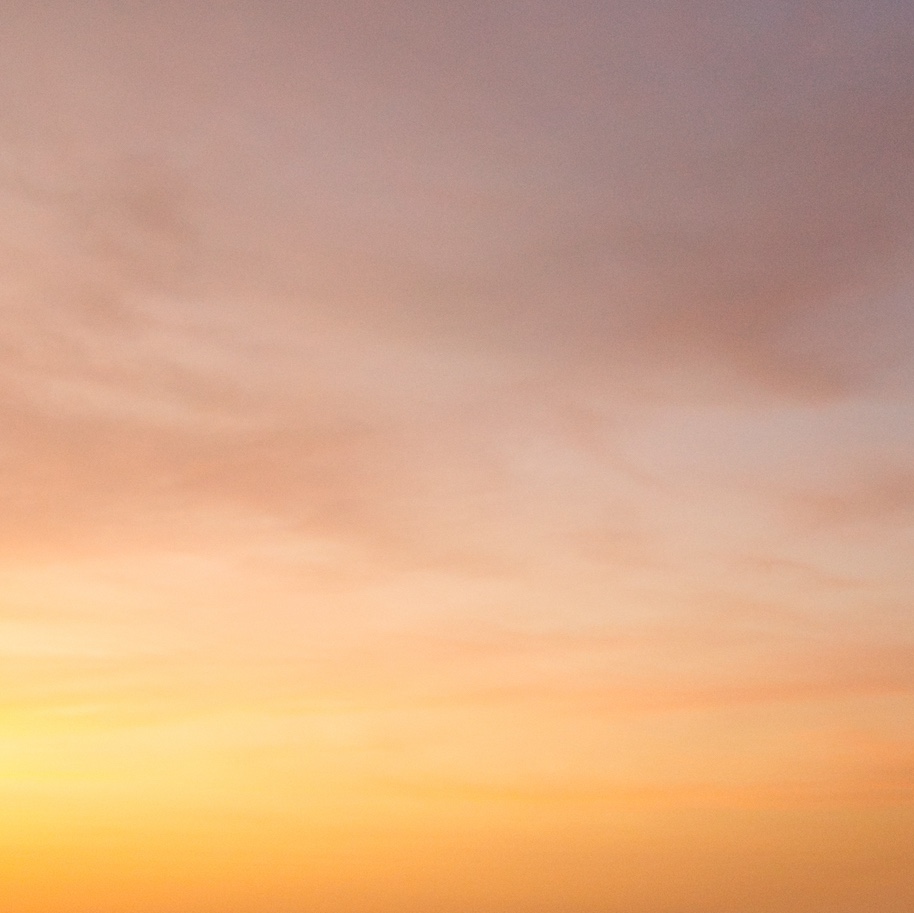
[{"left": 2, "top": 1, "right": 914, "bottom": 909}]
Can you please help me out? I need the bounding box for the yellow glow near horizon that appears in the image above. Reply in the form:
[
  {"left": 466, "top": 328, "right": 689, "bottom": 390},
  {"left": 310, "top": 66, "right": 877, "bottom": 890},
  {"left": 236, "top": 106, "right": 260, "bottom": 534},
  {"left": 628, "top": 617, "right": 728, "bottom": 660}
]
[{"left": 2, "top": 1, "right": 914, "bottom": 910}]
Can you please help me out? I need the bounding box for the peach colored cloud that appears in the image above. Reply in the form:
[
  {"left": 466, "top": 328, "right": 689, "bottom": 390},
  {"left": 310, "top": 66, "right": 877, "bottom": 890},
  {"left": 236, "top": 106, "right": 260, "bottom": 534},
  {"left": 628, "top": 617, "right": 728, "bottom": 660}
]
[{"left": 1, "top": 3, "right": 914, "bottom": 912}]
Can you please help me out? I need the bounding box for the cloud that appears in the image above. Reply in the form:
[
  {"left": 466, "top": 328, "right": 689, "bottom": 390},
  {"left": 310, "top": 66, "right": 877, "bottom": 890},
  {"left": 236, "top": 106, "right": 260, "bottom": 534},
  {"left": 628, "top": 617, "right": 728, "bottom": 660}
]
[
  {"left": 786, "top": 463, "right": 914, "bottom": 529},
  {"left": 3, "top": 0, "right": 914, "bottom": 410}
]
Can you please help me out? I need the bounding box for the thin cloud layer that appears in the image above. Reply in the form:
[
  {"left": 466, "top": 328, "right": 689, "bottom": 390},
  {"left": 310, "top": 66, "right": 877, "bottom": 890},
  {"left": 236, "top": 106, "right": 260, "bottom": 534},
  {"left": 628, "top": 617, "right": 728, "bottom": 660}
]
[{"left": 1, "top": 3, "right": 913, "bottom": 913}]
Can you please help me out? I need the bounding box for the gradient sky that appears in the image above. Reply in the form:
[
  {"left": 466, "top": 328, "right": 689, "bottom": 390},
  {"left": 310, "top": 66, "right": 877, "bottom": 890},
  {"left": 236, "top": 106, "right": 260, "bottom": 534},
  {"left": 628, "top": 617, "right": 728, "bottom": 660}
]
[{"left": 2, "top": 2, "right": 914, "bottom": 911}]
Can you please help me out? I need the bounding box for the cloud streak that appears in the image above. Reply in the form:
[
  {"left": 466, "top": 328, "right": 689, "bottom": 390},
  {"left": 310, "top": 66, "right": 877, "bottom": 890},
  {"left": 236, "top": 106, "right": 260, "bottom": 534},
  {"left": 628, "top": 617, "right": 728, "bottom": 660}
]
[{"left": 1, "top": 3, "right": 914, "bottom": 912}]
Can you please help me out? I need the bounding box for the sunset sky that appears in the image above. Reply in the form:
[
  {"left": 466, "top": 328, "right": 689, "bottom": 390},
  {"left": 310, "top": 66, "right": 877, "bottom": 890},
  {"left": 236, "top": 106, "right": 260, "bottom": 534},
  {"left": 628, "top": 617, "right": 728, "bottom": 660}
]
[{"left": 2, "top": 2, "right": 914, "bottom": 911}]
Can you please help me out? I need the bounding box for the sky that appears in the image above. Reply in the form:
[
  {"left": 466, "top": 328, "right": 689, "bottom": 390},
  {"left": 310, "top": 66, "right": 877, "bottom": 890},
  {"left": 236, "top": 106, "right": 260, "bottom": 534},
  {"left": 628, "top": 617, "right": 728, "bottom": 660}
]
[{"left": 1, "top": 2, "right": 914, "bottom": 911}]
